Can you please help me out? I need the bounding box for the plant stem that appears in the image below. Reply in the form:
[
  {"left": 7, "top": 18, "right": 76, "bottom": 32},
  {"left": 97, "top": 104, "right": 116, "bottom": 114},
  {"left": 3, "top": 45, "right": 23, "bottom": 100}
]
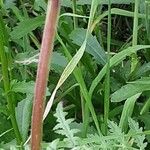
[
  {"left": 145, "top": 0, "right": 150, "bottom": 41},
  {"left": 72, "top": 0, "right": 89, "bottom": 137},
  {"left": 0, "top": 15, "right": 22, "bottom": 145},
  {"left": 104, "top": 0, "right": 111, "bottom": 135},
  {"left": 72, "top": 0, "right": 78, "bottom": 29},
  {"left": 31, "top": 1, "right": 60, "bottom": 150},
  {"left": 131, "top": 0, "right": 139, "bottom": 72}
]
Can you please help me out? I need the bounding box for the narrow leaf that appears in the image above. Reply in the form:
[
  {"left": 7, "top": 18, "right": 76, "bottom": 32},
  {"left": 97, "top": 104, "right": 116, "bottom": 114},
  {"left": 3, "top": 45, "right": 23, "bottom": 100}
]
[
  {"left": 119, "top": 93, "right": 141, "bottom": 131},
  {"left": 111, "top": 78, "right": 150, "bottom": 102}
]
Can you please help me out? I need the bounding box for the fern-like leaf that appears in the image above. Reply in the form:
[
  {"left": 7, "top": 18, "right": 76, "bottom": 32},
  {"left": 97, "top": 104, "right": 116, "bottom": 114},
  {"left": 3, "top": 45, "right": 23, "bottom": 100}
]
[
  {"left": 53, "top": 102, "right": 79, "bottom": 147},
  {"left": 46, "top": 139, "right": 59, "bottom": 150},
  {"left": 128, "top": 118, "right": 147, "bottom": 150}
]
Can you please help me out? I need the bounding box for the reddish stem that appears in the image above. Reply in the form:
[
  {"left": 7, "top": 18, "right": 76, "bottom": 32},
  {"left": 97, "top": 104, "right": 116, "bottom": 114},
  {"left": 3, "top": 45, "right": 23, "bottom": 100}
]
[{"left": 31, "top": 1, "right": 60, "bottom": 150}]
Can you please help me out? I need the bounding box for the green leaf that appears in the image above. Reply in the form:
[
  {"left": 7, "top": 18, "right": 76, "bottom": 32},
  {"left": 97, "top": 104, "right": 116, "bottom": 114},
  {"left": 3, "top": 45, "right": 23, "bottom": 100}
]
[
  {"left": 51, "top": 52, "right": 68, "bottom": 73},
  {"left": 0, "top": 114, "right": 14, "bottom": 142},
  {"left": 10, "top": 16, "right": 44, "bottom": 40},
  {"left": 140, "top": 97, "right": 150, "bottom": 115},
  {"left": 135, "top": 62, "right": 150, "bottom": 78},
  {"left": 111, "top": 77, "right": 150, "bottom": 102},
  {"left": 10, "top": 80, "right": 50, "bottom": 96},
  {"left": 70, "top": 28, "right": 106, "bottom": 65},
  {"left": 34, "top": 0, "right": 47, "bottom": 11},
  {"left": 53, "top": 102, "right": 79, "bottom": 147},
  {"left": 15, "top": 51, "right": 67, "bottom": 73},
  {"left": 61, "top": 0, "right": 133, "bottom": 7},
  {"left": 108, "top": 120, "right": 123, "bottom": 137},
  {"left": 0, "top": 106, "right": 8, "bottom": 116},
  {"left": 3, "top": 0, "right": 16, "bottom": 9},
  {"left": 46, "top": 139, "right": 59, "bottom": 150},
  {"left": 90, "top": 45, "right": 150, "bottom": 97},
  {"left": 119, "top": 93, "right": 141, "bottom": 131},
  {"left": 128, "top": 118, "right": 147, "bottom": 149},
  {"left": 11, "top": 80, "right": 35, "bottom": 94},
  {"left": 15, "top": 94, "right": 32, "bottom": 142},
  {"left": 44, "top": 0, "right": 101, "bottom": 136}
]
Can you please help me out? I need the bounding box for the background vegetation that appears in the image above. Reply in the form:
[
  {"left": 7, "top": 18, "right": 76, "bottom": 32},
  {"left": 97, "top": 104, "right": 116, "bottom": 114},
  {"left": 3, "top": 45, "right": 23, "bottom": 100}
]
[{"left": 1, "top": 0, "right": 150, "bottom": 149}]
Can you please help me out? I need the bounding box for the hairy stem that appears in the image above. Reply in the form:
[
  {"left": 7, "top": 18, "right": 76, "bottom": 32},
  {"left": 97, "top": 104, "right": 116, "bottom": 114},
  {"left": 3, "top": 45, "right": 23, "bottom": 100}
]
[{"left": 31, "top": 1, "right": 60, "bottom": 150}]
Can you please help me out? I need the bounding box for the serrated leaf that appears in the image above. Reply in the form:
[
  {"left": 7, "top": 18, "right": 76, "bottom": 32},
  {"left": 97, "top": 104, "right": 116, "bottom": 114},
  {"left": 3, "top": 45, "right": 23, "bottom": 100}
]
[
  {"left": 53, "top": 102, "right": 79, "bottom": 146},
  {"left": 15, "top": 94, "right": 33, "bottom": 142},
  {"left": 3, "top": 0, "right": 16, "bottom": 9},
  {"left": 10, "top": 80, "right": 50, "bottom": 96},
  {"left": 34, "top": 0, "right": 47, "bottom": 11},
  {"left": 128, "top": 118, "right": 147, "bottom": 149},
  {"left": 108, "top": 120, "right": 123, "bottom": 137},
  {"left": 10, "top": 16, "right": 44, "bottom": 39},
  {"left": 46, "top": 139, "right": 59, "bottom": 150},
  {"left": 111, "top": 78, "right": 150, "bottom": 102},
  {"left": 70, "top": 28, "right": 106, "bottom": 65},
  {"left": 11, "top": 80, "right": 35, "bottom": 94}
]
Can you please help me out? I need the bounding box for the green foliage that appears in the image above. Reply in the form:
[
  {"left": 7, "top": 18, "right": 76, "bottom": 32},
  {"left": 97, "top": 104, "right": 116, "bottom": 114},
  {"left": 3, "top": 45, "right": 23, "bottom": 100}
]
[
  {"left": 70, "top": 28, "right": 107, "bottom": 65},
  {"left": 53, "top": 102, "right": 79, "bottom": 147},
  {"left": 128, "top": 118, "right": 147, "bottom": 149},
  {"left": 119, "top": 93, "right": 141, "bottom": 132},
  {"left": 10, "top": 16, "right": 44, "bottom": 40},
  {"left": 1, "top": 0, "right": 150, "bottom": 149},
  {"left": 15, "top": 94, "right": 33, "bottom": 142},
  {"left": 111, "top": 77, "right": 150, "bottom": 102},
  {"left": 25, "top": 103, "right": 148, "bottom": 149},
  {"left": 49, "top": 103, "right": 147, "bottom": 149},
  {"left": 10, "top": 80, "right": 50, "bottom": 96}
]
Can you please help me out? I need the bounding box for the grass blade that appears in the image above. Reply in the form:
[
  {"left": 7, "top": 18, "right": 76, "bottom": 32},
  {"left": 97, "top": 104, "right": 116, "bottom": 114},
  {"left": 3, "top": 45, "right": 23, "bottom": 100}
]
[
  {"left": 89, "top": 45, "right": 150, "bottom": 97},
  {"left": 119, "top": 93, "right": 141, "bottom": 132},
  {"left": 43, "top": 0, "right": 101, "bottom": 135}
]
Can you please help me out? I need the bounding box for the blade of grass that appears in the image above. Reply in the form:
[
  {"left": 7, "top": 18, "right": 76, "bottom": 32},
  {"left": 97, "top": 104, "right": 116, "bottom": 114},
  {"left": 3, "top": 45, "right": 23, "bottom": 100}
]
[
  {"left": 71, "top": 0, "right": 89, "bottom": 136},
  {"left": 54, "top": 83, "right": 79, "bottom": 104},
  {"left": 140, "top": 97, "right": 150, "bottom": 115},
  {"left": 56, "top": 34, "right": 92, "bottom": 136},
  {"left": 131, "top": 0, "right": 139, "bottom": 72},
  {"left": 145, "top": 0, "right": 150, "bottom": 41},
  {"left": 0, "top": 128, "right": 13, "bottom": 138},
  {"left": 104, "top": 0, "right": 111, "bottom": 135},
  {"left": 89, "top": 45, "right": 150, "bottom": 98},
  {"left": 43, "top": 0, "right": 101, "bottom": 135},
  {"left": 73, "top": 0, "right": 95, "bottom": 137},
  {"left": 72, "top": 0, "right": 78, "bottom": 29},
  {"left": 91, "top": 8, "right": 150, "bottom": 32},
  {"left": 119, "top": 93, "right": 141, "bottom": 132}
]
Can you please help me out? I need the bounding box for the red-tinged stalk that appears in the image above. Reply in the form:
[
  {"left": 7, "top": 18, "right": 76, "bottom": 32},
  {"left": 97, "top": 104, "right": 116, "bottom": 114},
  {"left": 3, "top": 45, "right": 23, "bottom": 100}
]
[{"left": 31, "top": 0, "right": 60, "bottom": 150}]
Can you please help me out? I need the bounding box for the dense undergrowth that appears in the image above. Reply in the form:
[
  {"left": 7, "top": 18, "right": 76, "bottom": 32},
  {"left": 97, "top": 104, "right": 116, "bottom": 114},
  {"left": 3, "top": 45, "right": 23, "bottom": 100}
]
[{"left": 1, "top": 0, "right": 150, "bottom": 149}]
